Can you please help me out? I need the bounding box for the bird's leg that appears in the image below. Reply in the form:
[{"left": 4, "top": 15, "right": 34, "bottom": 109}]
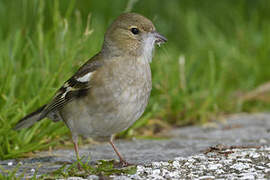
[
  {"left": 73, "top": 139, "right": 83, "bottom": 170},
  {"left": 109, "top": 135, "right": 129, "bottom": 167}
]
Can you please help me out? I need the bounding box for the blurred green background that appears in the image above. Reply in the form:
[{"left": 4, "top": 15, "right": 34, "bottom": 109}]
[{"left": 1, "top": 0, "right": 270, "bottom": 160}]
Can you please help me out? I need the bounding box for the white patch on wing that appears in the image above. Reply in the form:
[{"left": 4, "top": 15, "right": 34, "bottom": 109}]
[
  {"left": 59, "top": 72, "right": 94, "bottom": 99},
  {"left": 76, "top": 72, "right": 93, "bottom": 82},
  {"left": 139, "top": 33, "right": 156, "bottom": 64},
  {"left": 61, "top": 86, "right": 72, "bottom": 98}
]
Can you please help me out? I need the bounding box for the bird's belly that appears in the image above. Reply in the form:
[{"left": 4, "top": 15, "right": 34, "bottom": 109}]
[{"left": 61, "top": 87, "right": 151, "bottom": 138}]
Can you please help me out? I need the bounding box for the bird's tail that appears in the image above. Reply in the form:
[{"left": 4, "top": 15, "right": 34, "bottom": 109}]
[{"left": 14, "top": 105, "right": 47, "bottom": 130}]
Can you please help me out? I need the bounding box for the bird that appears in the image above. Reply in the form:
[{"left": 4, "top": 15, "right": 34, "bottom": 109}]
[{"left": 14, "top": 12, "right": 167, "bottom": 168}]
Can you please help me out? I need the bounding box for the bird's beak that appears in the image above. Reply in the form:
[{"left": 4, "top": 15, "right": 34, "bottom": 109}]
[{"left": 153, "top": 31, "right": 167, "bottom": 45}]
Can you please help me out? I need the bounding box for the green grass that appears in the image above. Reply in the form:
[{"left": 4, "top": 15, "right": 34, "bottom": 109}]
[
  {"left": 1, "top": 0, "right": 270, "bottom": 161},
  {"left": 0, "top": 159, "right": 137, "bottom": 179},
  {"left": 47, "top": 159, "right": 137, "bottom": 179}
]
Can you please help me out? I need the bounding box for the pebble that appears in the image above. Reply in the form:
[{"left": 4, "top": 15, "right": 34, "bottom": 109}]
[
  {"left": 230, "top": 162, "right": 249, "bottom": 171},
  {"left": 208, "top": 163, "right": 222, "bottom": 170},
  {"left": 249, "top": 152, "right": 260, "bottom": 159},
  {"left": 87, "top": 175, "right": 99, "bottom": 180},
  {"left": 198, "top": 176, "right": 215, "bottom": 180},
  {"left": 172, "top": 161, "right": 180, "bottom": 169}
]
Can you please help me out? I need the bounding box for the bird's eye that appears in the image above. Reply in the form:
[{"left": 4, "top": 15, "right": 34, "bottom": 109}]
[{"left": 131, "top": 28, "right": 139, "bottom": 35}]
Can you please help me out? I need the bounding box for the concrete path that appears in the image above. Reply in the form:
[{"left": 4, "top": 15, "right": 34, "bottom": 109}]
[{"left": 0, "top": 113, "right": 269, "bottom": 179}]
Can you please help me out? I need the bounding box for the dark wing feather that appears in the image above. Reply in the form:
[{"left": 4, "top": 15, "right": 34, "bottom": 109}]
[{"left": 40, "top": 56, "right": 103, "bottom": 119}]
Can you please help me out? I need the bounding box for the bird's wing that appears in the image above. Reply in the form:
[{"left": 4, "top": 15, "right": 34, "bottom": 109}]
[{"left": 40, "top": 56, "right": 103, "bottom": 119}]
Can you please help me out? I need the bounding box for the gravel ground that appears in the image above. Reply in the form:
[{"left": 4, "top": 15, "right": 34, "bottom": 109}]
[
  {"left": 1, "top": 113, "right": 270, "bottom": 179},
  {"left": 65, "top": 146, "right": 270, "bottom": 180}
]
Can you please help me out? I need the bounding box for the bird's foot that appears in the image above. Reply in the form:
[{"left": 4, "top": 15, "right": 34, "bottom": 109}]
[
  {"left": 120, "top": 159, "right": 130, "bottom": 167},
  {"left": 113, "top": 159, "right": 132, "bottom": 168}
]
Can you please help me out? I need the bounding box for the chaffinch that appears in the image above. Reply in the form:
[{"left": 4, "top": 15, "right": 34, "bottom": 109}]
[{"left": 14, "top": 13, "right": 167, "bottom": 167}]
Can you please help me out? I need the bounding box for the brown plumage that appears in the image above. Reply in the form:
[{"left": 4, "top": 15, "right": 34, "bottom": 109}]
[{"left": 14, "top": 13, "right": 167, "bottom": 167}]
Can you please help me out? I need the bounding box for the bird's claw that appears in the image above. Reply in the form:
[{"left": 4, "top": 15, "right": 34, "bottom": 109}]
[{"left": 113, "top": 159, "right": 132, "bottom": 168}]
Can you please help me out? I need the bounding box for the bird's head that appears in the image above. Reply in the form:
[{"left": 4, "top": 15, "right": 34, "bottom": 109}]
[{"left": 102, "top": 13, "right": 167, "bottom": 62}]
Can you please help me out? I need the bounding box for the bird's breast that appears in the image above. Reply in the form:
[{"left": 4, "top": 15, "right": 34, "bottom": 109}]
[
  {"left": 91, "top": 58, "right": 152, "bottom": 105},
  {"left": 87, "top": 58, "right": 152, "bottom": 135}
]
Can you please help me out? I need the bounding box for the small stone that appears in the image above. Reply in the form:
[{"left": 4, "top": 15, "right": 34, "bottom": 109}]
[
  {"left": 249, "top": 152, "right": 260, "bottom": 159},
  {"left": 223, "top": 159, "right": 233, "bottom": 165},
  {"left": 208, "top": 163, "right": 222, "bottom": 170},
  {"left": 239, "top": 173, "right": 256, "bottom": 179},
  {"left": 152, "top": 169, "right": 161, "bottom": 175},
  {"left": 136, "top": 165, "right": 145, "bottom": 173},
  {"left": 216, "top": 168, "right": 225, "bottom": 174},
  {"left": 172, "top": 161, "right": 180, "bottom": 169},
  {"left": 208, "top": 158, "right": 217, "bottom": 161},
  {"left": 199, "top": 175, "right": 215, "bottom": 179},
  {"left": 174, "top": 157, "right": 186, "bottom": 161},
  {"left": 187, "top": 158, "right": 196, "bottom": 163},
  {"left": 87, "top": 175, "right": 99, "bottom": 180},
  {"left": 199, "top": 164, "right": 206, "bottom": 170},
  {"left": 193, "top": 154, "right": 207, "bottom": 161},
  {"left": 167, "top": 171, "right": 180, "bottom": 179},
  {"left": 143, "top": 167, "right": 153, "bottom": 174},
  {"left": 161, "top": 168, "right": 170, "bottom": 177},
  {"left": 151, "top": 162, "right": 161, "bottom": 168},
  {"left": 230, "top": 163, "right": 250, "bottom": 171},
  {"left": 263, "top": 146, "right": 270, "bottom": 151},
  {"left": 256, "top": 166, "right": 265, "bottom": 170},
  {"left": 237, "top": 158, "right": 252, "bottom": 163},
  {"left": 161, "top": 162, "right": 170, "bottom": 166},
  {"left": 7, "top": 162, "right": 13, "bottom": 166}
]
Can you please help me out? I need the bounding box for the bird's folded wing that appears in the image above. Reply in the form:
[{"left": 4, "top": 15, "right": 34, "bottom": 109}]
[{"left": 40, "top": 58, "right": 103, "bottom": 119}]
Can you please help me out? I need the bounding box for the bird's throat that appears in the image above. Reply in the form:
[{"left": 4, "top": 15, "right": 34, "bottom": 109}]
[{"left": 139, "top": 36, "right": 156, "bottom": 64}]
